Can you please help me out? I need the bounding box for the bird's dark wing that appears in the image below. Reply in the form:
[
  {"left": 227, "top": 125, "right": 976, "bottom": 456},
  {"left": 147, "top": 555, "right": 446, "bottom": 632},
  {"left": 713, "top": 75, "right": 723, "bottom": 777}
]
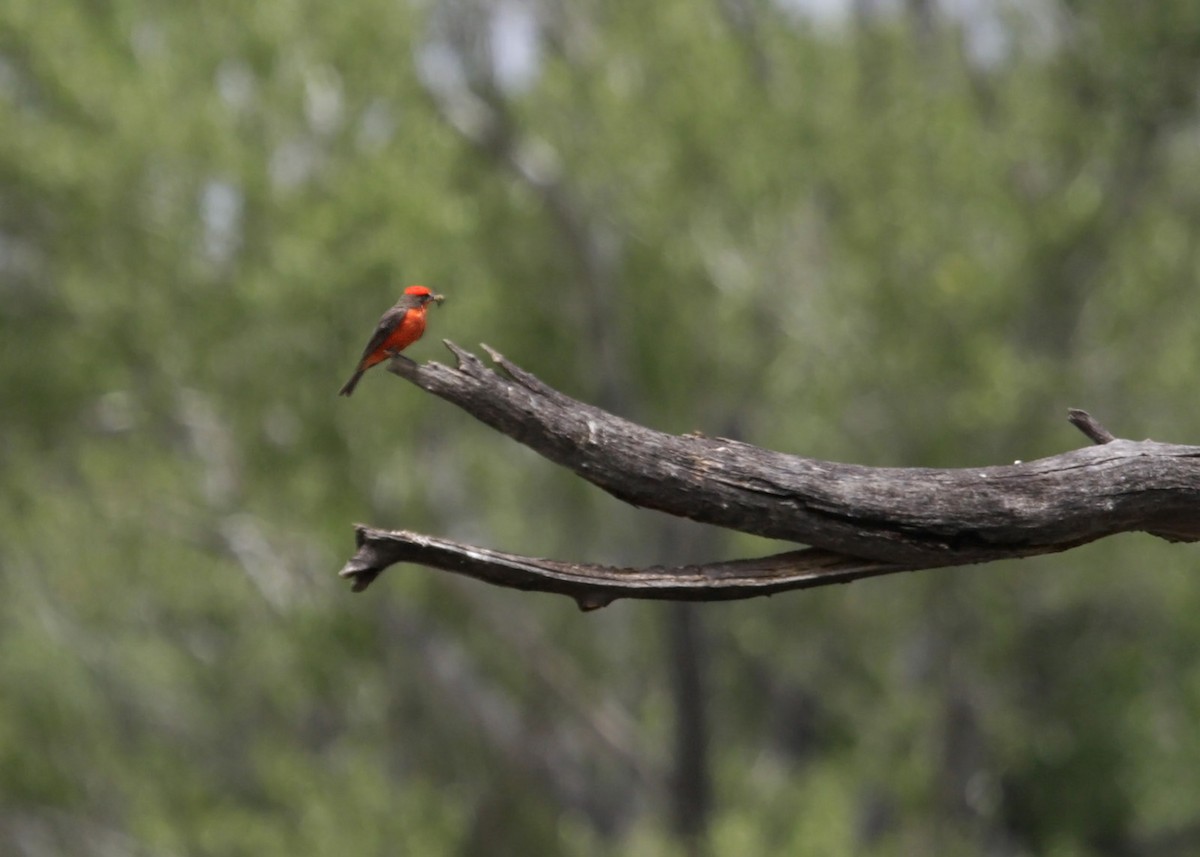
[{"left": 356, "top": 296, "right": 418, "bottom": 364}]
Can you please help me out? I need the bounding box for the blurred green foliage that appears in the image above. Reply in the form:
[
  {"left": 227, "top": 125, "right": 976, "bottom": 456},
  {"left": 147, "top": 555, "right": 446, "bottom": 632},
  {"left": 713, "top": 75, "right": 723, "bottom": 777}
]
[{"left": 5, "top": 1, "right": 1200, "bottom": 854}]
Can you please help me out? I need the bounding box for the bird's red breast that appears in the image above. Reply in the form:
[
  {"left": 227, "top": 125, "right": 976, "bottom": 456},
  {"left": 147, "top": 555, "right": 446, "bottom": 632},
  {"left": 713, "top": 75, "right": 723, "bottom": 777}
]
[{"left": 366, "top": 306, "right": 428, "bottom": 368}]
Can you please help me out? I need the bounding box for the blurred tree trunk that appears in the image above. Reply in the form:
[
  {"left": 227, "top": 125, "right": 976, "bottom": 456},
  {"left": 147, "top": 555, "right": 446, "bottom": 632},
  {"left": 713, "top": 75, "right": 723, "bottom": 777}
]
[{"left": 667, "top": 601, "right": 711, "bottom": 855}]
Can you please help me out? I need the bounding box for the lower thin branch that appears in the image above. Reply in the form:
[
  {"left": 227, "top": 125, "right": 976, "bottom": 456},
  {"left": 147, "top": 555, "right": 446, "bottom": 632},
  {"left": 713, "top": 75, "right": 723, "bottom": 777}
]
[{"left": 340, "top": 527, "right": 913, "bottom": 610}]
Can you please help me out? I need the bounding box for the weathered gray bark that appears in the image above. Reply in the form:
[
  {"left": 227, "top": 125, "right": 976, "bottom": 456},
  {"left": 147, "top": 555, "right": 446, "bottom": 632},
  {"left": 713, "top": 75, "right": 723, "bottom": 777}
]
[{"left": 339, "top": 343, "right": 1200, "bottom": 609}]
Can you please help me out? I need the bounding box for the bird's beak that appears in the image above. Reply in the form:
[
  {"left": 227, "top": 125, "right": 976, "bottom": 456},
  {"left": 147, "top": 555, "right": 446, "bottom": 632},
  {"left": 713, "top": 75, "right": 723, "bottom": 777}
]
[{"left": 430, "top": 293, "right": 446, "bottom": 306}]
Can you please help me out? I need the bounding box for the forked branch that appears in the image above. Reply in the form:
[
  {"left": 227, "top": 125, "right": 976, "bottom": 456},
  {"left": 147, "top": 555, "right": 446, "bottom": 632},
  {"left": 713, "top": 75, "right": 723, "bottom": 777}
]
[{"left": 339, "top": 343, "right": 1200, "bottom": 607}]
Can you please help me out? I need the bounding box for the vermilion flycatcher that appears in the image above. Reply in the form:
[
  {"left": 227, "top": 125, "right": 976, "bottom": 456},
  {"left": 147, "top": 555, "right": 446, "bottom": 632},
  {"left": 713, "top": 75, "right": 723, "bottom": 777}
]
[{"left": 338, "top": 285, "right": 445, "bottom": 396}]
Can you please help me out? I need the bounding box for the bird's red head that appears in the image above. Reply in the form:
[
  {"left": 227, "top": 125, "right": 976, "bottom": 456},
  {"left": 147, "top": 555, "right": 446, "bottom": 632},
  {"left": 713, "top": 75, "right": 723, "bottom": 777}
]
[{"left": 403, "top": 284, "right": 446, "bottom": 306}]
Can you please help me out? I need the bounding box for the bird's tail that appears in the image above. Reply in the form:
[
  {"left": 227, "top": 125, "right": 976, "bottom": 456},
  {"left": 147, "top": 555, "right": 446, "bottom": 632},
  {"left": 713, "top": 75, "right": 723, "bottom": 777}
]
[{"left": 338, "top": 368, "right": 365, "bottom": 397}]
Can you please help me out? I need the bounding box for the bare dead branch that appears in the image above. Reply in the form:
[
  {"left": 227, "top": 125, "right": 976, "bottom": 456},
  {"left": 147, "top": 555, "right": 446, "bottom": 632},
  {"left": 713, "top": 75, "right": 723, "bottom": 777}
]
[
  {"left": 340, "top": 526, "right": 910, "bottom": 607},
  {"left": 337, "top": 343, "right": 1200, "bottom": 606}
]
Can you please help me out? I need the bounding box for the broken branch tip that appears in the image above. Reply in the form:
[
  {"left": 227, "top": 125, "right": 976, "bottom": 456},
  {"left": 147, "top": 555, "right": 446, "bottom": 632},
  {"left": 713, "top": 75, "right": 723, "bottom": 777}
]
[{"left": 1067, "top": 408, "right": 1117, "bottom": 445}]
